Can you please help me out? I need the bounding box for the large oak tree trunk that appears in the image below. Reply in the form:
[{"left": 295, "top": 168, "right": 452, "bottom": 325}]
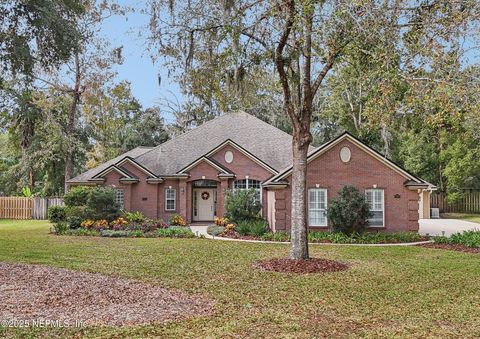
[
  {"left": 289, "top": 131, "right": 311, "bottom": 260},
  {"left": 64, "top": 52, "right": 81, "bottom": 193}
]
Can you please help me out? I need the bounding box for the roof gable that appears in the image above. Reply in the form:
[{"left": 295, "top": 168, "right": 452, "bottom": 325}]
[
  {"left": 204, "top": 139, "right": 278, "bottom": 174},
  {"left": 92, "top": 165, "right": 134, "bottom": 180},
  {"left": 177, "top": 156, "right": 234, "bottom": 175},
  {"left": 268, "top": 132, "right": 431, "bottom": 185},
  {"left": 115, "top": 157, "right": 157, "bottom": 178},
  {"left": 66, "top": 147, "right": 153, "bottom": 183}
]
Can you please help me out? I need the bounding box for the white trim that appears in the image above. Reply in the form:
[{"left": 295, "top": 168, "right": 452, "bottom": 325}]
[
  {"left": 267, "top": 191, "right": 276, "bottom": 232},
  {"left": 192, "top": 188, "right": 216, "bottom": 221},
  {"left": 92, "top": 165, "right": 133, "bottom": 179},
  {"left": 165, "top": 188, "right": 176, "bottom": 211},
  {"left": 161, "top": 174, "right": 190, "bottom": 179},
  {"left": 232, "top": 178, "right": 262, "bottom": 203},
  {"left": 204, "top": 140, "right": 278, "bottom": 174},
  {"left": 119, "top": 178, "right": 139, "bottom": 184},
  {"left": 146, "top": 178, "right": 164, "bottom": 184},
  {"left": 365, "top": 189, "right": 385, "bottom": 228},
  {"left": 308, "top": 188, "right": 328, "bottom": 227},
  {"left": 114, "top": 189, "right": 125, "bottom": 209},
  {"left": 177, "top": 157, "right": 231, "bottom": 175},
  {"left": 116, "top": 157, "right": 157, "bottom": 177},
  {"left": 267, "top": 134, "right": 425, "bottom": 184}
]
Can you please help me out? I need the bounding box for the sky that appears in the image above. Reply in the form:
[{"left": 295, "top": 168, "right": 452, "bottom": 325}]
[{"left": 99, "top": 1, "right": 181, "bottom": 123}]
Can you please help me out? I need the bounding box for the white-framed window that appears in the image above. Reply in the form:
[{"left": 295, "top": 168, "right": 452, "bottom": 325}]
[
  {"left": 165, "top": 188, "right": 176, "bottom": 211},
  {"left": 366, "top": 189, "right": 384, "bottom": 227},
  {"left": 115, "top": 189, "right": 125, "bottom": 208},
  {"left": 233, "top": 178, "right": 261, "bottom": 202},
  {"left": 308, "top": 188, "right": 327, "bottom": 226}
]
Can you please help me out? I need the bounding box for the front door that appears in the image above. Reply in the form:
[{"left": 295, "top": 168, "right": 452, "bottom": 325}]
[{"left": 193, "top": 188, "right": 215, "bottom": 221}]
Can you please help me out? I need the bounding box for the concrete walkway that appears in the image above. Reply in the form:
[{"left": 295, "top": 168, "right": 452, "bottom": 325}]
[
  {"left": 419, "top": 219, "right": 480, "bottom": 237},
  {"left": 189, "top": 225, "right": 212, "bottom": 238},
  {"left": 189, "top": 225, "right": 433, "bottom": 246}
]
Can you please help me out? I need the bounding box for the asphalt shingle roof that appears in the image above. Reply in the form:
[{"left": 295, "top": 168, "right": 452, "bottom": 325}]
[
  {"left": 68, "top": 111, "right": 297, "bottom": 182},
  {"left": 67, "top": 147, "right": 153, "bottom": 183}
]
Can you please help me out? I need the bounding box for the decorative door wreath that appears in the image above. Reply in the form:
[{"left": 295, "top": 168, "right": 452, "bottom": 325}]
[{"left": 201, "top": 192, "right": 210, "bottom": 200}]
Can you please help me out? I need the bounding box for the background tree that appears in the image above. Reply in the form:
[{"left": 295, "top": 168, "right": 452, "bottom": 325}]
[
  {"left": 0, "top": 0, "right": 84, "bottom": 83},
  {"left": 83, "top": 81, "right": 168, "bottom": 168}
]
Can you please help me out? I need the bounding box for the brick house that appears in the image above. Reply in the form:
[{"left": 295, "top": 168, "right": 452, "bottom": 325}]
[{"left": 67, "top": 111, "right": 435, "bottom": 232}]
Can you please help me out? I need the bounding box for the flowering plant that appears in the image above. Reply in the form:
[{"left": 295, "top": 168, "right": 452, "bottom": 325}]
[
  {"left": 93, "top": 219, "right": 109, "bottom": 229},
  {"left": 81, "top": 219, "right": 95, "bottom": 229},
  {"left": 110, "top": 217, "right": 128, "bottom": 227},
  {"left": 169, "top": 214, "right": 186, "bottom": 226},
  {"left": 214, "top": 217, "right": 229, "bottom": 227}
]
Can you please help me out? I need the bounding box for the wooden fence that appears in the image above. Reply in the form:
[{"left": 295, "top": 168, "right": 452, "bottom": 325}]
[
  {"left": 0, "top": 197, "right": 33, "bottom": 219},
  {"left": 431, "top": 192, "right": 480, "bottom": 214},
  {"left": 0, "top": 197, "right": 64, "bottom": 220},
  {"left": 32, "top": 198, "right": 65, "bottom": 220}
]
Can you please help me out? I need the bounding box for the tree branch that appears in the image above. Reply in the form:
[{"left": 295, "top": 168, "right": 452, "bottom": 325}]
[
  {"left": 311, "top": 54, "right": 336, "bottom": 96},
  {"left": 275, "top": 0, "right": 298, "bottom": 132}
]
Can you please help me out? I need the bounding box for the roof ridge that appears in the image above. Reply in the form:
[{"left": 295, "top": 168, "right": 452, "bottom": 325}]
[
  {"left": 236, "top": 110, "right": 294, "bottom": 138},
  {"left": 136, "top": 112, "right": 235, "bottom": 159}
]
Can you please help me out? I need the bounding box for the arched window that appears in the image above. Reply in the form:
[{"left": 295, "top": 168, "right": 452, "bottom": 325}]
[{"left": 233, "top": 179, "right": 261, "bottom": 201}]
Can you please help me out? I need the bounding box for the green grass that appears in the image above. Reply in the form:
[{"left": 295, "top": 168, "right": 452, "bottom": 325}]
[
  {"left": 1, "top": 220, "right": 479, "bottom": 338},
  {"left": 441, "top": 213, "right": 480, "bottom": 224}
]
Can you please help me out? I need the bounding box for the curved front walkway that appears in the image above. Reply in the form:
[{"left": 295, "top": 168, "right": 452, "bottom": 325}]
[{"left": 189, "top": 225, "right": 433, "bottom": 246}]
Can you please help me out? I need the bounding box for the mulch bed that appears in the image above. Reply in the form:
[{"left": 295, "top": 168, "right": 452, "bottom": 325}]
[
  {"left": 253, "top": 258, "right": 349, "bottom": 274},
  {"left": 0, "top": 262, "right": 213, "bottom": 327},
  {"left": 418, "top": 243, "right": 480, "bottom": 254}
]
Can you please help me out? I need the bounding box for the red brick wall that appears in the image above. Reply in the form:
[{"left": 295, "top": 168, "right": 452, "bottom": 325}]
[
  {"left": 102, "top": 170, "right": 132, "bottom": 211},
  {"left": 274, "top": 139, "right": 419, "bottom": 232},
  {"left": 158, "top": 180, "right": 180, "bottom": 222},
  {"left": 210, "top": 144, "right": 275, "bottom": 217},
  {"left": 102, "top": 163, "right": 159, "bottom": 219},
  {"left": 210, "top": 144, "right": 274, "bottom": 181},
  {"left": 122, "top": 162, "right": 158, "bottom": 219}
]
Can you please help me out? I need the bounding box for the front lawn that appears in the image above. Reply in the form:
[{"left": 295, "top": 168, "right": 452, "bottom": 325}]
[
  {"left": 441, "top": 213, "right": 480, "bottom": 224},
  {"left": 0, "top": 219, "right": 479, "bottom": 338}
]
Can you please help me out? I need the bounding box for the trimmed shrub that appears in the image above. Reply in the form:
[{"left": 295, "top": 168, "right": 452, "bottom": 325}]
[
  {"left": 326, "top": 185, "right": 371, "bottom": 235},
  {"left": 64, "top": 186, "right": 92, "bottom": 206},
  {"left": 86, "top": 187, "right": 120, "bottom": 221},
  {"left": 225, "top": 189, "right": 262, "bottom": 222},
  {"left": 47, "top": 205, "right": 66, "bottom": 223},
  {"left": 207, "top": 225, "right": 225, "bottom": 236},
  {"left": 237, "top": 219, "right": 269, "bottom": 236},
  {"left": 65, "top": 206, "right": 88, "bottom": 229}
]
